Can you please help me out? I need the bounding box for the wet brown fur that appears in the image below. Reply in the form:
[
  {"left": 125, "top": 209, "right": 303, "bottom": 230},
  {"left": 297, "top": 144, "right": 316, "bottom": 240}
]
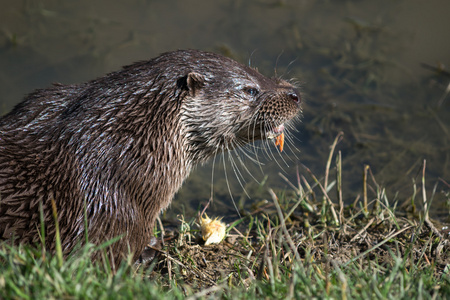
[{"left": 0, "top": 50, "right": 301, "bottom": 266}]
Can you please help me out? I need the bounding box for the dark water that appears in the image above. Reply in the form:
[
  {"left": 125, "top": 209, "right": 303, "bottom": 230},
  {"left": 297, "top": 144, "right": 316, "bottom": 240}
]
[{"left": 0, "top": 0, "right": 449, "bottom": 222}]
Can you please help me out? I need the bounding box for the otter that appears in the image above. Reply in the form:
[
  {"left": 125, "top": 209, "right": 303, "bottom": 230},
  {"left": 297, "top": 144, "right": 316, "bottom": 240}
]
[{"left": 0, "top": 49, "right": 301, "bottom": 266}]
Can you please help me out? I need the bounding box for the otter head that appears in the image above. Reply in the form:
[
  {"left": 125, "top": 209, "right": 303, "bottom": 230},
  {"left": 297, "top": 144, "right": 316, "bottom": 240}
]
[{"left": 178, "top": 51, "right": 302, "bottom": 163}]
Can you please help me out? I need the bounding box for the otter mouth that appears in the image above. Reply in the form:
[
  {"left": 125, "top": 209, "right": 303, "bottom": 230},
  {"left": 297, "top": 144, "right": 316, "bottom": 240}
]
[
  {"left": 267, "top": 124, "right": 286, "bottom": 152},
  {"left": 267, "top": 124, "right": 285, "bottom": 139}
]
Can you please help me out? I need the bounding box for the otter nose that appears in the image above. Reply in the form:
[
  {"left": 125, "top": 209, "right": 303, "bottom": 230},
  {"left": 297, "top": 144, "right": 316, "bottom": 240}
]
[{"left": 288, "top": 92, "right": 301, "bottom": 104}]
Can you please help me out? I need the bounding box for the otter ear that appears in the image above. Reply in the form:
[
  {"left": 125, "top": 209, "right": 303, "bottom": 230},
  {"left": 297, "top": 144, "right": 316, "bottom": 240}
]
[
  {"left": 187, "top": 72, "right": 205, "bottom": 97},
  {"left": 177, "top": 72, "right": 205, "bottom": 97}
]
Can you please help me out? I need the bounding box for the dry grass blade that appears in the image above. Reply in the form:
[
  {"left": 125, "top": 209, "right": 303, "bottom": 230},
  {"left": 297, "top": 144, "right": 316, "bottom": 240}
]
[
  {"left": 269, "top": 189, "right": 301, "bottom": 262},
  {"left": 421, "top": 159, "right": 446, "bottom": 240},
  {"left": 324, "top": 131, "right": 343, "bottom": 190},
  {"left": 50, "top": 198, "right": 63, "bottom": 268},
  {"left": 349, "top": 218, "right": 375, "bottom": 243},
  {"left": 302, "top": 165, "right": 339, "bottom": 225},
  {"left": 336, "top": 151, "right": 344, "bottom": 226},
  {"left": 363, "top": 165, "right": 369, "bottom": 215},
  {"left": 343, "top": 225, "right": 414, "bottom": 267}
]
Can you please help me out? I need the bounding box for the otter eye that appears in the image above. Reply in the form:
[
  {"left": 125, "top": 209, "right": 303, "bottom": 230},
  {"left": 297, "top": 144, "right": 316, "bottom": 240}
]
[{"left": 244, "top": 87, "right": 259, "bottom": 97}]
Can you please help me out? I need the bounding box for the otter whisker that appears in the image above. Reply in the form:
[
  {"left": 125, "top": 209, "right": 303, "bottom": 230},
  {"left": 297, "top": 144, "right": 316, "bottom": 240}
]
[
  {"left": 221, "top": 150, "right": 242, "bottom": 218},
  {"left": 282, "top": 128, "right": 301, "bottom": 161},
  {"left": 262, "top": 121, "right": 290, "bottom": 171},
  {"left": 237, "top": 144, "right": 265, "bottom": 166},
  {"left": 248, "top": 49, "right": 259, "bottom": 68},
  {"left": 274, "top": 50, "right": 284, "bottom": 79},
  {"left": 260, "top": 115, "right": 276, "bottom": 160},
  {"left": 280, "top": 57, "right": 299, "bottom": 80},
  {"left": 248, "top": 111, "right": 265, "bottom": 174},
  {"left": 233, "top": 147, "right": 263, "bottom": 184},
  {"left": 209, "top": 152, "right": 218, "bottom": 205},
  {"left": 260, "top": 112, "right": 292, "bottom": 170},
  {"left": 259, "top": 113, "right": 274, "bottom": 161},
  {"left": 284, "top": 115, "right": 303, "bottom": 158},
  {"left": 227, "top": 150, "right": 252, "bottom": 200}
]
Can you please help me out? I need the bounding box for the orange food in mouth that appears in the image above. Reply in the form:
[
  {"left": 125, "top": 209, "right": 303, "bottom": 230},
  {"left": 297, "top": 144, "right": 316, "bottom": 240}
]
[{"left": 275, "top": 132, "right": 284, "bottom": 152}]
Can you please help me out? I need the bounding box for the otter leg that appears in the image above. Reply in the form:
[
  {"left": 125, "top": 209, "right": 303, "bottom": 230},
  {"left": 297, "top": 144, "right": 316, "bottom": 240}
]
[{"left": 135, "top": 237, "right": 162, "bottom": 264}]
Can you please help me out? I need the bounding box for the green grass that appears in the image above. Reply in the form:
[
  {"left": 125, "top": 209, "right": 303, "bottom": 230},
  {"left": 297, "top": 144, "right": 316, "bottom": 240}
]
[
  {"left": 0, "top": 239, "right": 448, "bottom": 299},
  {"left": 1, "top": 135, "right": 449, "bottom": 299},
  {"left": 0, "top": 243, "right": 169, "bottom": 299}
]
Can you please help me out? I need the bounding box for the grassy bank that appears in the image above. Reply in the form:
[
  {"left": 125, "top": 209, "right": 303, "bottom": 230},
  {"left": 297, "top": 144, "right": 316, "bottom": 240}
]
[{"left": 1, "top": 136, "right": 449, "bottom": 299}]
